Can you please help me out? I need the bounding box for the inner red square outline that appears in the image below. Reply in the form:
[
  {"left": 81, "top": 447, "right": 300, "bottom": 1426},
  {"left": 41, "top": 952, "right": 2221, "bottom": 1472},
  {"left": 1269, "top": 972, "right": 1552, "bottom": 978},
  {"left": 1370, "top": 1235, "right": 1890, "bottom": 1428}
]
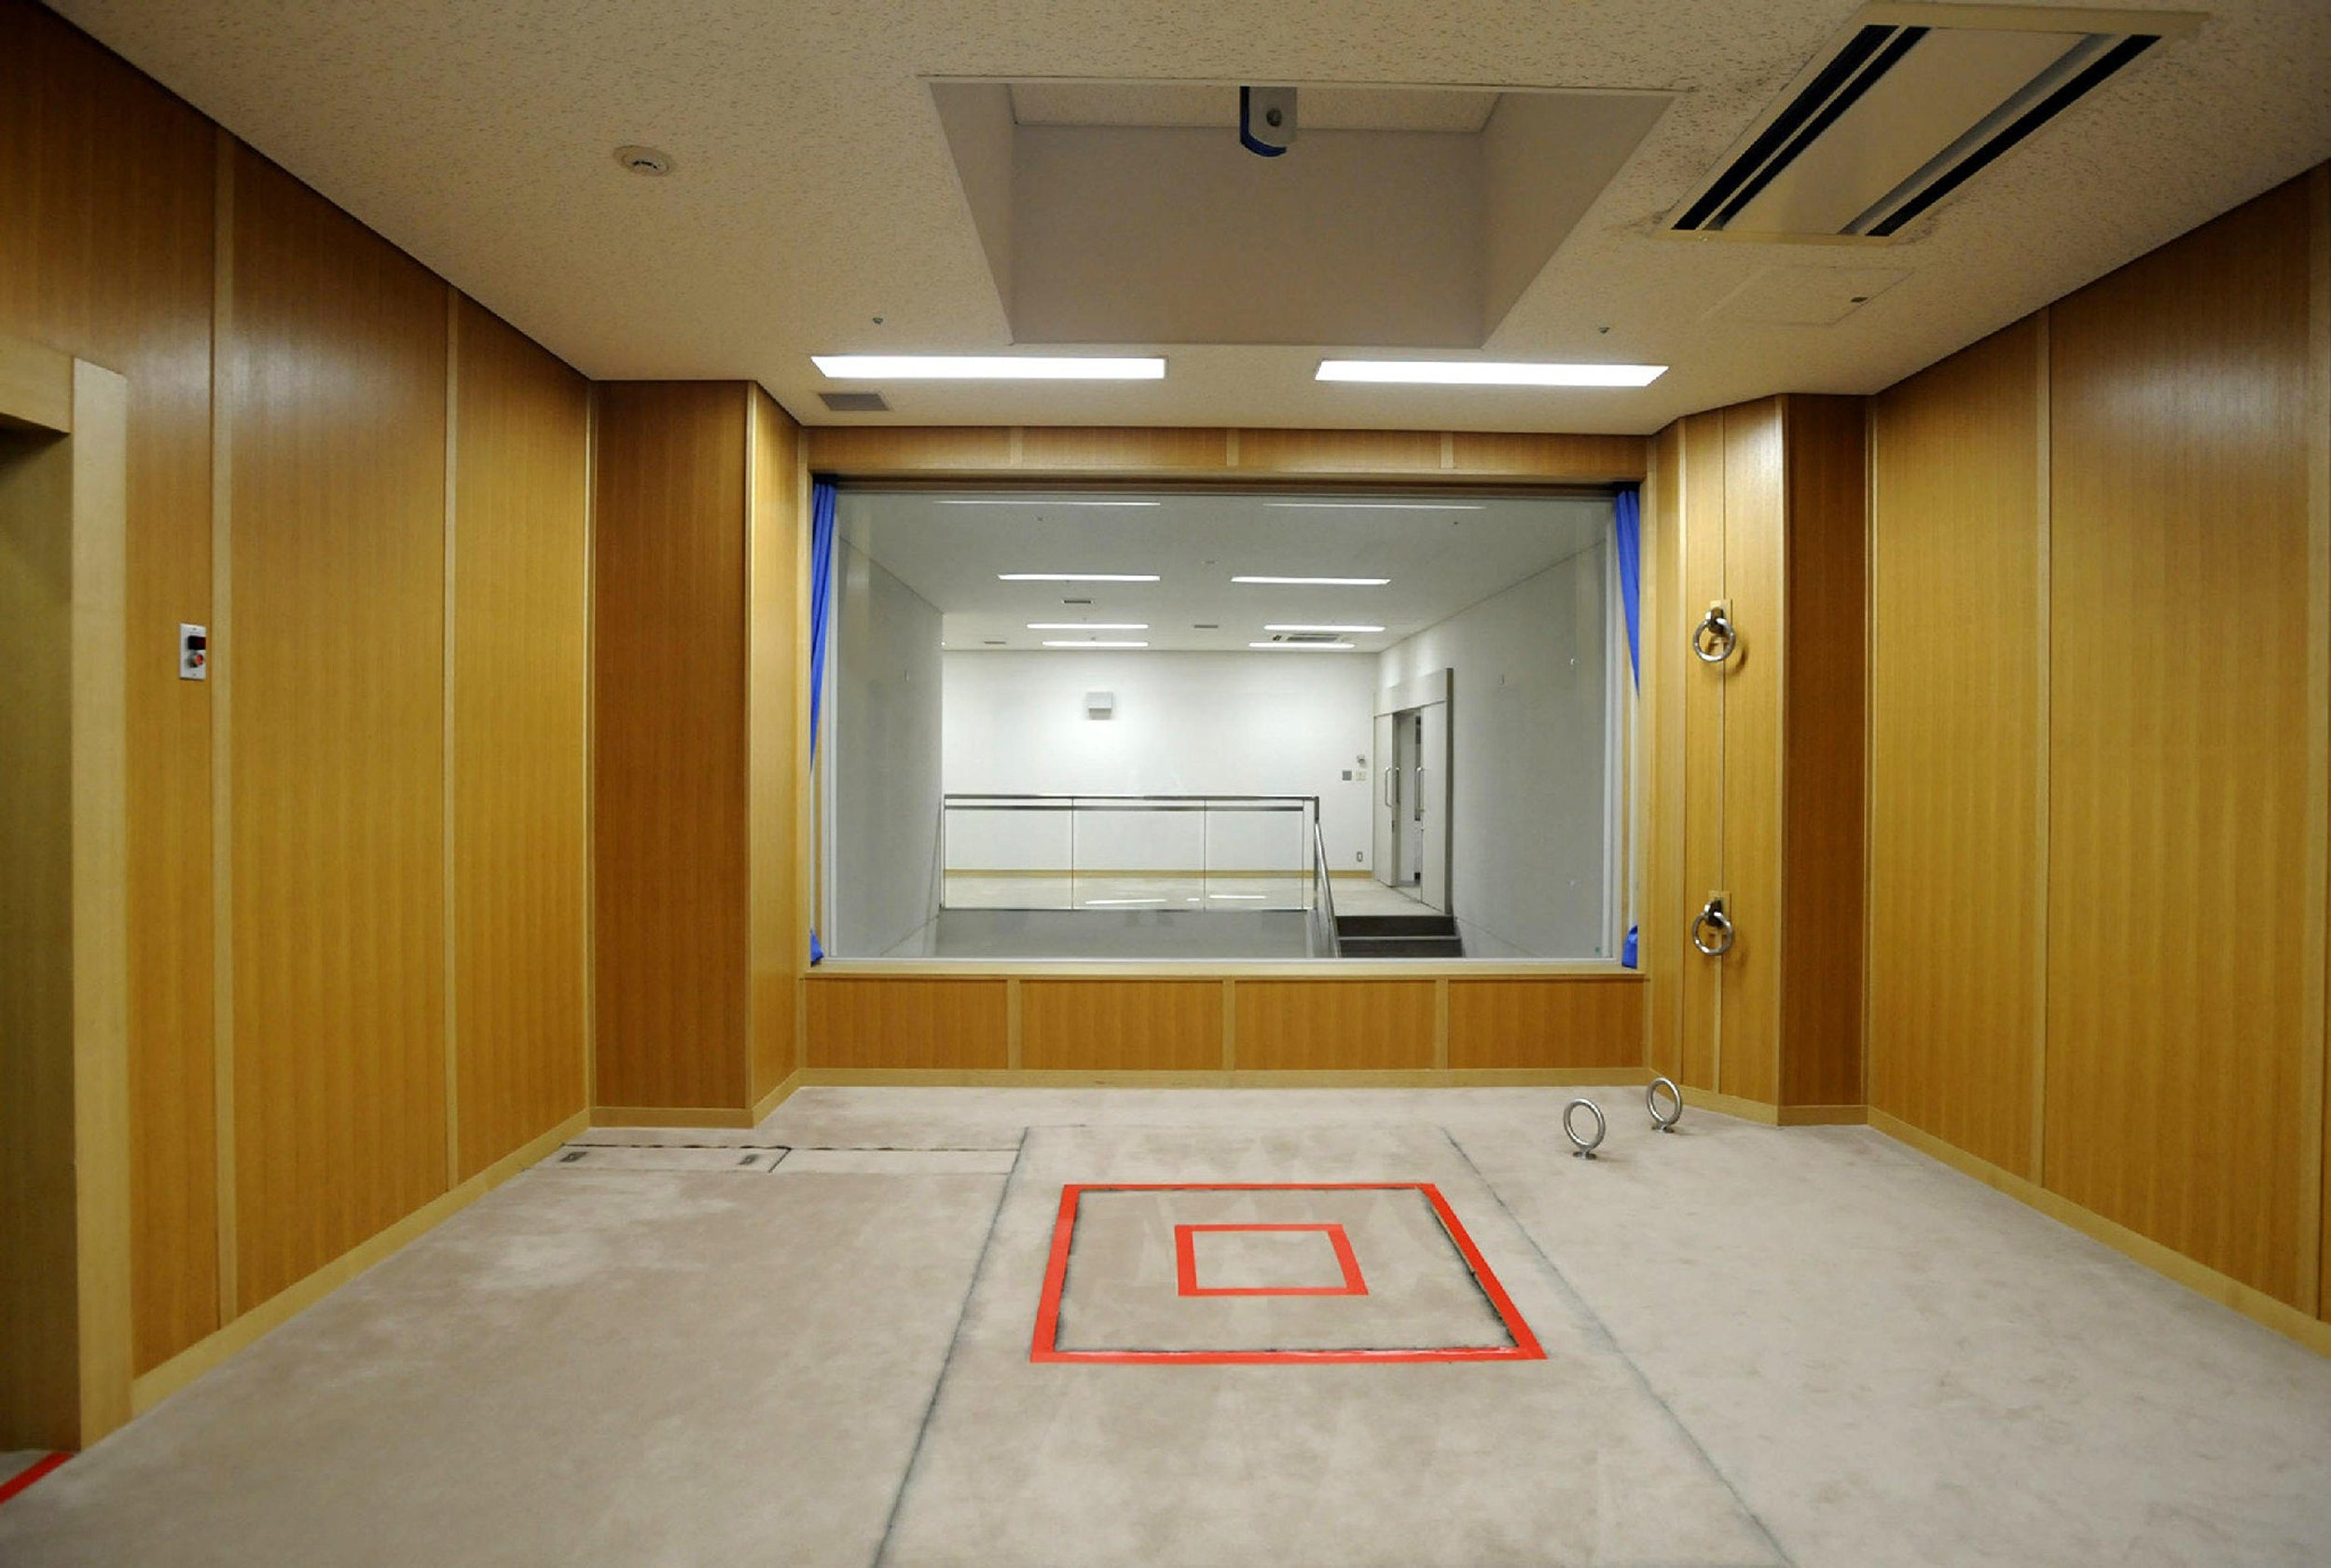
[
  {"left": 1032, "top": 1182, "right": 1545, "bottom": 1365},
  {"left": 1174, "top": 1223, "right": 1368, "bottom": 1298}
]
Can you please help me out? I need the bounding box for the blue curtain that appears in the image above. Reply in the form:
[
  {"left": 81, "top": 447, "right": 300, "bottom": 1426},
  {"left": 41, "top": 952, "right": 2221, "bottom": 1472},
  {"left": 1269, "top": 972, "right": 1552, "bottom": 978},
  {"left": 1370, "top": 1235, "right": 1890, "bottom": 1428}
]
[
  {"left": 807, "top": 479, "right": 837, "bottom": 965},
  {"left": 1616, "top": 486, "right": 1642, "bottom": 969}
]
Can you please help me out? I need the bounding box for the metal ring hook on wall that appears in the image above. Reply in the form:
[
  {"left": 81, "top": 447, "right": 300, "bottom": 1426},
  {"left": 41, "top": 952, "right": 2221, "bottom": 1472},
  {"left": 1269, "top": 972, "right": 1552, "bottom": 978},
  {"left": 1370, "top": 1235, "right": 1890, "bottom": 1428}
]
[
  {"left": 1563, "top": 1097, "right": 1607, "bottom": 1160},
  {"left": 1647, "top": 1076, "right": 1683, "bottom": 1132},
  {"left": 1690, "top": 899, "right": 1734, "bottom": 956},
  {"left": 1691, "top": 603, "right": 1738, "bottom": 665}
]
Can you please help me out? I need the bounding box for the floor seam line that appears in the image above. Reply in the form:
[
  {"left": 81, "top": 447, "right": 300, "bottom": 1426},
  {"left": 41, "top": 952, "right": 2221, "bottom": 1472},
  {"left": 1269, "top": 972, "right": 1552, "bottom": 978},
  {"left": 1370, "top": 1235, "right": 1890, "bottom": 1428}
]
[
  {"left": 866, "top": 1123, "right": 1029, "bottom": 1568},
  {"left": 1437, "top": 1126, "right": 1800, "bottom": 1568}
]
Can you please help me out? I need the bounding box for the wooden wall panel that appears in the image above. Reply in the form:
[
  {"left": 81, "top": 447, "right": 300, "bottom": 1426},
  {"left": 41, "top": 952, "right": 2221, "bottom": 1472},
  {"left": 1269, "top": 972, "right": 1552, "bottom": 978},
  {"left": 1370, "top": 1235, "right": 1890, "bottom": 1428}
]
[
  {"left": 749, "top": 387, "right": 804, "bottom": 1101},
  {"left": 1678, "top": 412, "right": 1725, "bottom": 1092},
  {"left": 807, "top": 979, "right": 1009, "bottom": 1069},
  {"left": 2047, "top": 180, "right": 2317, "bottom": 1306},
  {"left": 450, "top": 298, "right": 588, "bottom": 1177},
  {"left": 1777, "top": 395, "right": 1867, "bottom": 1107},
  {"left": 1867, "top": 320, "right": 2048, "bottom": 1175},
  {"left": 1234, "top": 981, "right": 1435, "bottom": 1071},
  {"left": 1230, "top": 428, "right": 1443, "bottom": 475},
  {"left": 805, "top": 425, "right": 1014, "bottom": 475},
  {"left": 0, "top": 0, "right": 223, "bottom": 1371},
  {"left": 227, "top": 149, "right": 449, "bottom": 1312},
  {"left": 1717, "top": 401, "right": 1784, "bottom": 1106},
  {"left": 593, "top": 382, "right": 750, "bottom": 1109},
  {"left": 1644, "top": 424, "right": 1686, "bottom": 1081},
  {"left": 1447, "top": 979, "right": 1643, "bottom": 1070},
  {"left": 1445, "top": 432, "right": 1649, "bottom": 481},
  {"left": 1021, "top": 981, "right": 1225, "bottom": 1071},
  {"left": 1016, "top": 426, "right": 1230, "bottom": 472}
]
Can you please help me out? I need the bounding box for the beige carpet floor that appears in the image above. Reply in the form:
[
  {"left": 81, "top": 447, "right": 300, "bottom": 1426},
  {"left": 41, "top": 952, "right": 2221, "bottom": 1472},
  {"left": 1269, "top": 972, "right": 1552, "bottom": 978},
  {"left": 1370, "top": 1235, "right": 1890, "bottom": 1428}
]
[{"left": 3, "top": 1087, "right": 2328, "bottom": 1565}]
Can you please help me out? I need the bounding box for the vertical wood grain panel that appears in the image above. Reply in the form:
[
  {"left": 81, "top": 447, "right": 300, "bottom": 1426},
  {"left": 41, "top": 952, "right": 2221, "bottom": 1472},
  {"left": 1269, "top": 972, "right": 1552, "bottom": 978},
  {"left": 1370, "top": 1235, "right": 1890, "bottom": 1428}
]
[
  {"left": 1778, "top": 395, "right": 1867, "bottom": 1107},
  {"left": 749, "top": 388, "right": 804, "bottom": 1101},
  {"left": 1644, "top": 423, "right": 1687, "bottom": 1082},
  {"left": 806, "top": 979, "right": 1009, "bottom": 1069},
  {"left": 1868, "top": 320, "right": 2048, "bottom": 1175},
  {"left": 2048, "top": 180, "right": 2316, "bottom": 1306},
  {"left": 227, "top": 147, "right": 448, "bottom": 1313},
  {"left": 1717, "top": 401, "right": 1784, "bottom": 1106},
  {"left": 1447, "top": 979, "right": 1644, "bottom": 1069},
  {"left": 1020, "top": 981, "right": 1225, "bottom": 1071},
  {"left": 1679, "top": 412, "right": 1726, "bottom": 1092},
  {"left": 0, "top": 0, "right": 222, "bottom": 1371},
  {"left": 451, "top": 298, "right": 589, "bottom": 1176},
  {"left": 1234, "top": 982, "right": 1435, "bottom": 1071},
  {"left": 593, "top": 382, "right": 750, "bottom": 1109}
]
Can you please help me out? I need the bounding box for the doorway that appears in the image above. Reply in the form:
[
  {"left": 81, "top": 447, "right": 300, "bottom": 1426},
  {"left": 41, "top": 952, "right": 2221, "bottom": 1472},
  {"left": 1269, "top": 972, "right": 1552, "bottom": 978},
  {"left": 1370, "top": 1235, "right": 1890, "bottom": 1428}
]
[{"left": 1371, "top": 669, "right": 1451, "bottom": 914}]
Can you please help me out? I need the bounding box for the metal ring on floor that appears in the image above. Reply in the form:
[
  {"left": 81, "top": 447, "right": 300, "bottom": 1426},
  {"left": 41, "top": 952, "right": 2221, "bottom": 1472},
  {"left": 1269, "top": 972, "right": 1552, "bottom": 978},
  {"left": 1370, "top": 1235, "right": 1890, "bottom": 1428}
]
[
  {"left": 1563, "top": 1097, "right": 1607, "bottom": 1159},
  {"left": 1648, "top": 1077, "right": 1683, "bottom": 1132}
]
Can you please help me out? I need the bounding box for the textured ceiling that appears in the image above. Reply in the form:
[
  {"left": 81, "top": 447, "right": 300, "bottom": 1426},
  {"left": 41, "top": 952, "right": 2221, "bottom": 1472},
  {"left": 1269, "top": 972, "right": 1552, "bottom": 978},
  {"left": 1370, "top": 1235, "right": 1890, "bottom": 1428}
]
[
  {"left": 838, "top": 488, "right": 1612, "bottom": 653},
  {"left": 47, "top": 0, "right": 2331, "bottom": 434}
]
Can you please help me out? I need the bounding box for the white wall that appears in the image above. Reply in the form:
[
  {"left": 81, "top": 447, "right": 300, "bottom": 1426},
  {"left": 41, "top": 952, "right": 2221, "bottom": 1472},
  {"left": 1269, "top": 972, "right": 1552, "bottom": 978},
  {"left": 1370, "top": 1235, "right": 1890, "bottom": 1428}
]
[
  {"left": 832, "top": 541, "right": 944, "bottom": 956},
  {"left": 942, "top": 652, "right": 1378, "bottom": 873},
  {"left": 1377, "top": 532, "right": 1616, "bottom": 959}
]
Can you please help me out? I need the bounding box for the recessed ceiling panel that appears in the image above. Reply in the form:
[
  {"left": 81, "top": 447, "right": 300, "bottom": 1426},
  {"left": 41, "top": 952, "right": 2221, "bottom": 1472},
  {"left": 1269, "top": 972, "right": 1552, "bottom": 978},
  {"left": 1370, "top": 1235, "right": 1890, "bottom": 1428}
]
[{"left": 1009, "top": 82, "right": 1502, "bottom": 134}]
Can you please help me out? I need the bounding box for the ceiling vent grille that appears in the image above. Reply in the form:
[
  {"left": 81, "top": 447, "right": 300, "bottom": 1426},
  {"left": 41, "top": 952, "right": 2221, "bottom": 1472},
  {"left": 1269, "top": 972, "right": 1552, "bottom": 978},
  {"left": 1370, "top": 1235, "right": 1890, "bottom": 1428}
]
[
  {"left": 819, "top": 391, "right": 891, "bottom": 413},
  {"left": 1266, "top": 631, "right": 1345, "bottom": 645},
  {"left": 1670, "top": 5, "right": 2197, "bottom": 241}
]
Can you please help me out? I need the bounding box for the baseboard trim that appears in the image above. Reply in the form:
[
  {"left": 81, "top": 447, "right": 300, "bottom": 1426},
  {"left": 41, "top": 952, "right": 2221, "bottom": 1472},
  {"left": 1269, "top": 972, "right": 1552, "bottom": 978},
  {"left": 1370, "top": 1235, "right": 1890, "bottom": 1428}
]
[
  {"left": 794, "top": 1066, "right": 1645, "bottom": 1089},
  {"left": 1676, "top": 1085, "right": 1778, "bottom": 1124},
  {"left": 748, "top": 1071, "right": 803, "bottom": 1124},
  {"left": 590, "top": 1103, "right": 761, "bottom": 1129},
  {"left": 1776, "top": 1103, "right": 1869, "bottom": 1126},
  {"left": 131, "top": 1108, "right": 588, "bottom": 1417},
  {"left": 1869, "top": 1108, "right": 2331, "bottom": 1357}
]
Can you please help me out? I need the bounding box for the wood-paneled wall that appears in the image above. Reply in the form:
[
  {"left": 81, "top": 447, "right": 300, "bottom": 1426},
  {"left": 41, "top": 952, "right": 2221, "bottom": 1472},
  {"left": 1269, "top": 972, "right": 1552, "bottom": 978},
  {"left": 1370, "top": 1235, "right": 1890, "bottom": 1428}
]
[
  {"left": 1, "top": 0, "right": 221, "bottom": 1375},
  {"left": 805, "top": 424, "right": 1647, "bottom": 483},
  {"left": 450, "top": 298, "right": 590, "bottom": 1177},
  {"left": 1868, "top": 319, "right": 2048, "bottom": 1178},
  {"left": 807, "top": 972, "right": 1644, "bottom": 1079},
  {"left": 748, "top": 386, "right": 804, "bottom": 1102},
  {"left": 226, "top": 147, "right": 450, "bottom": 1311},
  {"left": 1868, "top": 170, "right": 2331, "bottom": 1323},
  {"left": 1643, "top": 397, "right": 1865, "bottom": 1112},
  {"left": 593, "top": 382, "right": 751, "bottom": 1111},
  {"left": 4, "top": 0, "right": 594, "bottom": 1383}
]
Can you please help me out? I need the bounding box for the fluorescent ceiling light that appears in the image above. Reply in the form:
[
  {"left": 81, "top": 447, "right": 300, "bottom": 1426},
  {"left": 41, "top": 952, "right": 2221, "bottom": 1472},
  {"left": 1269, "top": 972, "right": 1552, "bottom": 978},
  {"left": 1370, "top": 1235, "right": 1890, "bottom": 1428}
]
[
  {"left": 1027, "top": 622, "right": 1148, "bottom": 631},
  {"left": 1263, "top": 502, "right": 1483, "bottom": 511},
  {"left": 1250, "top": 641, "right": 1355, "bottom": 651},
  {"left": 1042, "top": 640, "right": 1148, "bottom": 649},
  {"left": 1232, "top": 575, "right": 1388, "bottom": 586},
  {"left": 1084, "top": 898, "right": 1168, "bottom": 906},
  {"left": 1208, "top": 893, "right": 1268, "bottom": 901},
  {"left": 1316, "top": 360, "right": 1665, "bottom": 387},
  {"left": 1000, "top": 572, "right": 1161, "bottom": 583},
  {"left": 1265, "top": 624, "right": 1384, "bottom": 634},
  {"left": 939, "top": 499, "right": 1161, "bottom": 507},
  {"left": 814, "top": 354, "right": 1166, "bottom": 380}
]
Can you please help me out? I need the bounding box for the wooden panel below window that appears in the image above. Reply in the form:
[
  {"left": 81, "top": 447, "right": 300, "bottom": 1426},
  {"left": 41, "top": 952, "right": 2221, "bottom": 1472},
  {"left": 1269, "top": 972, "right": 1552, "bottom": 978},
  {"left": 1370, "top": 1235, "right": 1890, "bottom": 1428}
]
[
  {"left": 807, "top": 979, "right": 1010, "bottom": 1070},
  {"left": 1233, "top": 981, "right": 1435, "bottom": 1071},
  {"left": 1447, "top": 980, "right": 1643, "bottom": 1070},
  {"left": 1021, "top": 980, "right": 1225, "bottom": 1071}
]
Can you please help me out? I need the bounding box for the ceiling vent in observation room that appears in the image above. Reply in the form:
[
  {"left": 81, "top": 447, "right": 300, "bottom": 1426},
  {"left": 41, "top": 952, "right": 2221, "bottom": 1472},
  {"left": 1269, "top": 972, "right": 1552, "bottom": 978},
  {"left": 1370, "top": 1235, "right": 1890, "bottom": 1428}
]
[
  {"left": 819, "top": 391, "right": 891, "bottom": 413},
  {"left": 1263, "top": 631, "right": 1347, "bottom": 645},
  {"left": 1669, "top": 4, "right": 2200, "bottom": 241}
]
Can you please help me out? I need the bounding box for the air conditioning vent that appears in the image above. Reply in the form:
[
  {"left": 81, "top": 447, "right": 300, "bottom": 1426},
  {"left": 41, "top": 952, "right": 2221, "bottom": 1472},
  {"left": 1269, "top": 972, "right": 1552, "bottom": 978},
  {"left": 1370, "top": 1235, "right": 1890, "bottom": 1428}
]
[
  {"left": 1670, "top": 4, "right": 2196, "bottom": 241},
  {"left": 1267, "top": 631, "right": 1345, "bottom": 645},
  {"left": 819, "top": 391, "right": 891, "bottom": 412}
]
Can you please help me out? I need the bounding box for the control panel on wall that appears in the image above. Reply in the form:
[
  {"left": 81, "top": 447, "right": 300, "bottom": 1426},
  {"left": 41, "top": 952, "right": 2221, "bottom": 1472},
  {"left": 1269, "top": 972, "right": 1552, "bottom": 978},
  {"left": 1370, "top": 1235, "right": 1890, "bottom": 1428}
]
[{"left": 179, "top": 623, "right": 207, "bottom": 681}]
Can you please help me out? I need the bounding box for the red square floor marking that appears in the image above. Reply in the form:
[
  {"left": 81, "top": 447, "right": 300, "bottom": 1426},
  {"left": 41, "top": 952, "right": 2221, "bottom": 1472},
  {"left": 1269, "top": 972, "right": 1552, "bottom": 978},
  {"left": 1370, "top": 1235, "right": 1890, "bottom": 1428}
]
[
  {"left": 1174, "top": 1222, "right": 1368, "bottom": 1298},
  {"left": 1031, "top": 1182, "right": 1545, "bottom": 1365}
]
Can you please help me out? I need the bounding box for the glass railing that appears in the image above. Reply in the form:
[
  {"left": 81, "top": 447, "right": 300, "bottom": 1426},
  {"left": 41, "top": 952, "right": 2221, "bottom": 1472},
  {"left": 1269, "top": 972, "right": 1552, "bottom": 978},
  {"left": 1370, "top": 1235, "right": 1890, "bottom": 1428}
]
[{"left": 940, "top": 793, "right": 1323, "bottom": 913}]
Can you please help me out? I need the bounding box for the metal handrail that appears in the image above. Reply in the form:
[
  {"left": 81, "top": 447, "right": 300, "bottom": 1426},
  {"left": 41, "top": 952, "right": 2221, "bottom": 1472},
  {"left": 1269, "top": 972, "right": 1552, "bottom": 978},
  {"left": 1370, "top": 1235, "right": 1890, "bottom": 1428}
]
[
  {"left": 1310, "top": 818, "right": 1341, "bottom": 956},
  {"left": 940, "top": 792, "right": 1325, "bottom": 914},
  {"left": 945, "top": 792, "right": 1317, "bottom": 807}
]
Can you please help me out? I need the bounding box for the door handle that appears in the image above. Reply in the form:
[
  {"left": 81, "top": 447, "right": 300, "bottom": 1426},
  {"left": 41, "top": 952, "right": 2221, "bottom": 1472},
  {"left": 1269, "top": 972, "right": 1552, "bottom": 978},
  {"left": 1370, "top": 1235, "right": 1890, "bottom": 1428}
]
[
  {"left": 1690, "top": 896, "right": 1734, "bottom": 956},
  {"left": 1692, "top": 601, "right": 1738, "bottom": 665},
  {"left": 1384, "top": 765, "right": 1397, "bottom": 808}
]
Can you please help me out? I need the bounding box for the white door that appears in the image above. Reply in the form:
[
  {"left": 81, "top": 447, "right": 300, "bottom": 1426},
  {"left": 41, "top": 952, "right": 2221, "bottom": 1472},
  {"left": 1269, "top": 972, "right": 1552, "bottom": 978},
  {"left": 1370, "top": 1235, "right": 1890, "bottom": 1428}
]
[
  {"left": 1417, "top": 700, "right": 1451, "bottom": 912},
  {"left": 1372, "top": 710, "right": 1397, "bottom": 889}
]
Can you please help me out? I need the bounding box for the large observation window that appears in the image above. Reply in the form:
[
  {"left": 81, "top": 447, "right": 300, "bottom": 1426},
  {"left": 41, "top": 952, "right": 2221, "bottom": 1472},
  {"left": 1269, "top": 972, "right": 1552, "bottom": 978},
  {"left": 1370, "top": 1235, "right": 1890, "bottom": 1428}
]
[{"left": 817, "top": 486, "right": 1627, "bottom": 964}]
